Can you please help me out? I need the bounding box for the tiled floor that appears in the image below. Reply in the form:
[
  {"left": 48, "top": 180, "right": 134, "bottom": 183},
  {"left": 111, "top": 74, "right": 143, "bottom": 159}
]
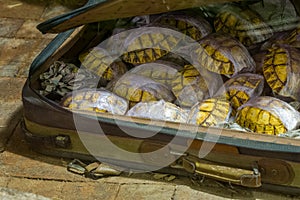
[{"left": 0, "top": 0, "right": 299, "bottom": 199}]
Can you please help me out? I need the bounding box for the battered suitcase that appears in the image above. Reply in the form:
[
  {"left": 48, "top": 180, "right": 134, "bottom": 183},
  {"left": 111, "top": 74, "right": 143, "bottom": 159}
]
[{"left": 22, "top": 0, "right": 300, "bottom": 194}]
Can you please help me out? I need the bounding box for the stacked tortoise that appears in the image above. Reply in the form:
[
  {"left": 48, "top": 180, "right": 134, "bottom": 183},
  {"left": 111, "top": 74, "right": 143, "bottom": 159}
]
[{"left": 38, "top": 2, "right": 300, "bottom": 136}]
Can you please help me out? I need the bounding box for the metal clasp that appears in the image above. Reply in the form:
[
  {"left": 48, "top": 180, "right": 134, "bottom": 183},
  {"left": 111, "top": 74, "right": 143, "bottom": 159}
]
[{"left": 67, "top": 159, "right": 122, "bottom": 179}]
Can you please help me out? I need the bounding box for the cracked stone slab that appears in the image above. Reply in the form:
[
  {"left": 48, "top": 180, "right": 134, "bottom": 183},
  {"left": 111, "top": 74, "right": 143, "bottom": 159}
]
[
  {"left": 115, "top": 184, "right": 176, "bottom": 200},
  {"left": 0, "top": 187, "right": 50, "bottom": 200},
  {"left": 0, "top": 18, "right": 24, "bottom": 38},
  {"left": 7, "top": 176, "right": 120, "bottom": 200},
  {"left": 0, "top": 77, "right": 25, "bottom": 151},
  {"left": 0, "top": 77, "right": 25, "bottom": 104},
  {"left": 7, "top": 178, "right": 63, "bottom": 199},
  {"left": 0, "top": 38, "right": 52, "bottom": 77},
  {"left": 16, "top": 19, "right": 57, "bottom": 39},
  {"left": 61, "top": 181, "right": 120, "bottom": 200},
  {"left": 0, "top": 38, "right": 50, "bottom": 69},
  {"left": 0, "top": 0, "right": 45, "bottom": 19},
  {"left": 0, "top": 177, "right": 10, "bottom": 188},
  {"left": 173, "top": 185, "right": 232, "bottom": 200}
]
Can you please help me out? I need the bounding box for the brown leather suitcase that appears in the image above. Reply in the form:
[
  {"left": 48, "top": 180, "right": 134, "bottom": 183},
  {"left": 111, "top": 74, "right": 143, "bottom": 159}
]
[{"left": 22, "top": 0, "right": 300, "bottom": 194}]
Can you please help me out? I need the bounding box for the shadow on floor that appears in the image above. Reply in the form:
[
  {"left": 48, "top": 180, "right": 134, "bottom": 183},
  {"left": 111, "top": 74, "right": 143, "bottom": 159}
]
[{"left": 0, "top": 107, "right": 23, "bottom": 152}]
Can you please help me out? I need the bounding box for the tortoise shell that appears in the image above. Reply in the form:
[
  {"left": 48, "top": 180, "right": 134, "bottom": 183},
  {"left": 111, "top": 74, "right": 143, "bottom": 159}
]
[
  {"left": 128, "top": 61, "right": 181, "bottom": 88},
  {"left": 193, "top": 33, "right": 256, "bottom": 77},
  {"left": 214, "top": 4, "right": 273, "bottom": 47},
  {"left": 60, "top": 88, "right": 129, "bottom": 115},
  {"left": 122, "top": 28, "right": 181, "bottom": 64},
  {"left": 127, "top": 100, "right": 189, "bottom": 123},
  {"left": 111, "top": 73, "right": 175, "bottom": 107},
  {"left": 290, "top": 101, "right": 300, "bottom": 112},
  {"left": 262, "top": 44, "right": 300, "bottom": 101},
  {"left": 282, "top": 26, "right": 300, "bottom": 48},
  {"left": 152, "top": 11, "right": 212, "bottom": 41},
  {"left": 236, "top": 96, "right": 300, "bottom": 135},
  {"left": 216, "top": 73, "right": 264, "bottom": 114},
  {"left": 261, "top": 27, "right": 300, "bottom": 50},
  {"left": 79, "top": 47, "right": 127, "bottom": 85},
  {"left": 188, "top": 97, "right": 232, "bottom": 127},
  {"left": 171, "top": 64, "right": 211, "bottom": 107}
]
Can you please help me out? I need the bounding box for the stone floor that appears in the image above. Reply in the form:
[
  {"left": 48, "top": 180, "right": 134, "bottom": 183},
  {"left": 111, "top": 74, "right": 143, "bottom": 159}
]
[{"left": 0, "top": 0, "right": 300, "bottom": 199}]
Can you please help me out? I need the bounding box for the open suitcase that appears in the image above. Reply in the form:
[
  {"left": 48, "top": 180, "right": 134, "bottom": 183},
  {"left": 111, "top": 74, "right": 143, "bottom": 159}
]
[{"left": 22, "top": 0, "right": 300, "bottom": 194}]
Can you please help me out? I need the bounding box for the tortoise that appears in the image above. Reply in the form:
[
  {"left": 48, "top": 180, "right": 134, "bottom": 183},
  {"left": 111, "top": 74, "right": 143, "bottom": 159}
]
[
  {"left": 79, "top": 47, "right": 128, "bottom": 86},
  {"left": 128, "top": 60, "right": 181, "bottom": 88},
  {"left": 193, "top": 33, "right": 256, "bottom": 77},
  {"left": 236, "top": 96, "right": 300, "bottom": 135},
  {"left": 188, "top": 97, "right": 232, "bottom": 127},
  {"left": 262, "top": 44, "right": 300, "bottom": 101},
  {"left": 171, "top": 64, "right": 220, "bottom": 107},
  {"left": 60, "top": 88, "right": 129, "bottom": 115},
  {"left": 152, "top": 11, "right": 212, "bottom": 41},
  {"left": 281, "top": 26, "right": 300, "bottom": 48},
  {"left": 215, "top": 73, "right": 264, "bottom": 115},
  {"left": 122, "top": 27, "right": 181, "bottom": 64},
  {"left": 214, "top": 4, "right": 273, "bottom": 47},
  {"left": 260, "top": 27, "right": 300, "bottom": 50},
  {"left": 39, "top": 61, "right": 100, "bottom": 98},
  {"left": 290, "top": 101, "right": 300, "bottom": 112},
  {"left": 111, "top": 73, "right": 175, "bottom": 108},
  {"left": 126, "top": 100, "right": 189, "bottom": 123}
]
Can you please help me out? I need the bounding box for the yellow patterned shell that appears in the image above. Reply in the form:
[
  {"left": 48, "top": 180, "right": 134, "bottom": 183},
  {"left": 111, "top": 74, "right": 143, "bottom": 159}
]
[
  {"left": 79, "top": 47, "right": 127, "bottom": 83},
  {"left": 188, "top": 97, "right": 232, "bottom": 127},
  {"left": 261, "top": 27, "right": 300, "bottom": 52},
  {"left": 262, "top": 45, "right": 300, "bottom": 101},
  {"left": 128, "top": 61, "right": 181, "bottom": 88},
  {"left": 112, "top": 74, "right": 175, "bottom": 107},
  {"left": 216, "top": 73, "right": 264, "bottom": 114},
  {"left": 171, "top": 65, "right": 211, "bottom": 107},
  {"left": 122, "top": 28, "right": 180, "bottom": 64},
  {"left": 193, "top": 33, "right": 256, "bottom": 77},
  {"left": 126, "top": 100, "right": 189, "bottom": 123},
  {"left": 214, "top": 4, "right": 273, "bottom": 47},
  {"left": 236, "top": 96, "right": 300, "bottom": 135},
  {"left": 60, "top": 89, "right": 129, "bottom": 115},
  {"left": 282, "top": 26, "right": 300, "bottom": 48},
  {"left": 152, "top": 11, "right": 212, "bottom": 41}
]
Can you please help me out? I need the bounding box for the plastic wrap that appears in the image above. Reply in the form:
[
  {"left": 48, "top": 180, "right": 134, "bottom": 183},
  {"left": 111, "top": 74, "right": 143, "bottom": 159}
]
[
  {"left": 126, "top": 100, "right": 189, "bottom": 123},
  {"left": 39, "top": 61, "right": 99, "bottom": 98},
  {"left": 152, "top": 11, "right": 212, "bottom": 41},
  {"left": 214, "top": 4, "right": 273, "bottom": 47},
  {"left": 215, "top": 73, "right": 264, "bottom": 113},
  {"left": 262, "top": 44, "right": 300, "bottom": 101},
  {"left": 188, "top": 97, "right": 232, "bottom": 127},
  {"left": 249, "top": 0, "right": 298, "bottom": 33},
  {"left": 171, "top": 65, "right": 219, "bottom": 107},
  {"left": 236, "top": 96, "right": 300, "bottom": 135},
  {"left": 192, "top": 33, "right": 256, "bottom": 77},
  {"left": 122, "top": 27, "right": 181, "bottom": 64},
  {"left": 128, "top": 61, "right": 181, "bottom": 88},
  {"left": 79, "top": 47, "right": 127, "bottom": 85},
  {"left": 111, "top": 73, "right": 175, "bottom": 107},
  {"left": 60, "top": 88, "right": 129, "bottom": 115}
]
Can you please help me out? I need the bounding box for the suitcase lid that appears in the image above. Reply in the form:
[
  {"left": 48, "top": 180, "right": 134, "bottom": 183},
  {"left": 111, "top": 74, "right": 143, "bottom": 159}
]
[{"left": 37, "top": 0, "right": 238, "bottom": 33}]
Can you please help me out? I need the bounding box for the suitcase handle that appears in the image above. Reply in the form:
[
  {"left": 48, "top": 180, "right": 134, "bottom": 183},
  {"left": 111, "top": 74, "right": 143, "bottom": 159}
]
[{"left": 172, "top": 155, "right": 262, "bottom": 188}]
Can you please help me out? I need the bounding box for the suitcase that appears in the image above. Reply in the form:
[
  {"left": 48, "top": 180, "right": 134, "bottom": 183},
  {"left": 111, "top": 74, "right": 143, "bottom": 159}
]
[{"left": 22, "top": 0, "right": 300, "bottom": 194}]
